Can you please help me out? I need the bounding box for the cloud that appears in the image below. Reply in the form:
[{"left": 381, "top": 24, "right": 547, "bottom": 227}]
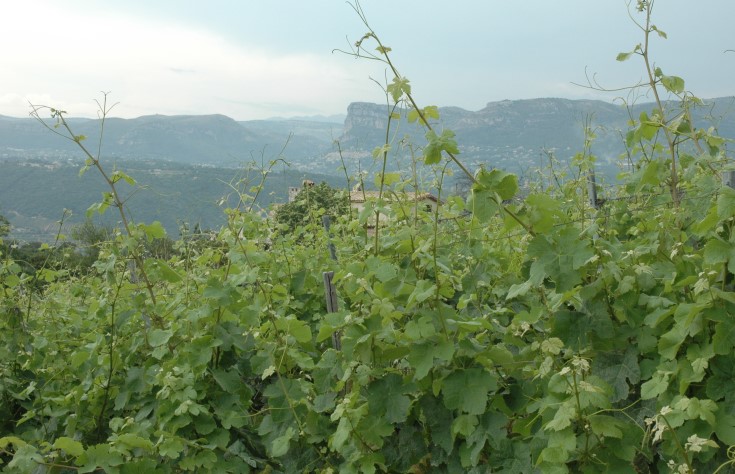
[{"left": 0, "top": 1, "right": 376, "bottom": 119}]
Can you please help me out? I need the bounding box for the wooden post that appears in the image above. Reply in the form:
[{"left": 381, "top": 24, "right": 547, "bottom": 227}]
[
  {"left": 723, "top": 170, "right": 735, "bottom": 189},
  {"left": 587, "top": 168, "right": 598, "bottom": 209},
  {"left": 322, "top": 271, "right": 341, "bottom": 350}
]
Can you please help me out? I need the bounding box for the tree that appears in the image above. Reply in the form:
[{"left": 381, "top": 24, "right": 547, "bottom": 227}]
[
  {"left": 274, "top": 182, "right": 349, "bottom": 232},
  {"left": 71, "top": 219, "right": 114, "bottom": 262}
]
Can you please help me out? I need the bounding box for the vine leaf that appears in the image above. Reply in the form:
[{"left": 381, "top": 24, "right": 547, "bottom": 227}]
[
  {"left": 423, "top": 129, "right": 459, "bottom": 164},
  {"left": 53, "top": 437, "right": 84, "bottom": 457},
  {"left": 368, "top": 374, "right": 413, "bottom": 423},
  {"left": 387, "top": 76, "right": 411, "bottom": 103},
  {"left": 526, "top": 227, "right": 594, "bottom": 292},
  {"left": 441, "top": 368, "right": 497, "bottom": 415},
  {"left": 641, "top": 371, "right": 669, "bottom": 400},
  {"left": 593, "top": 348, "right": 641, "bottom": 402},
  {"left": 467, "top": 169, "right": 518, "bottom": 222},
  {"left": 717, "top": 186, "right": 735, "bottom": 220}
]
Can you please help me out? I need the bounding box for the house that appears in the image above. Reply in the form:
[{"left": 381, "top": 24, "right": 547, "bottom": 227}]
[
  {"left": 349, "top": 187, "right": 440, "bottom": 232},
  {"left": 279, "top": 182, "right": 440, "bottom": 233},
  {"left": 288, "top": 180, "right": 315, "bottom": 203},
  {"left": 349, "top": 190, "right": 439, "bottom": 214}
]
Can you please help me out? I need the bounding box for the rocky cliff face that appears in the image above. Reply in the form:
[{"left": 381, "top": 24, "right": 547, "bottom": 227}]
[
  {"left": 333, "top": 96, "right": 735, "bottom": 179},
  {"left": 343, "top": 102, "right": 392, "bottom": 134}
]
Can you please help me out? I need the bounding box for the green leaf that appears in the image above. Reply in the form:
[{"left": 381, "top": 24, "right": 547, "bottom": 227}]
[
  {"left": 717, "top": 186, "right": 735, "bottom": 220},
  {"left": 270, "top": 427, "right": 295, "bottom": 457},
  {"left": 148, "top": 329, "right": 173, "bottom": 347},
  {"left": 616, "top": 51, "right": 633, "bottom": 61},
  {"left": 77, "top": 444, "right": 124, "bottom": 473},
  {"left": 703, "top": 238, "right": 731, "bottom": 265},
  {"left": 714, "top": 318, "right": 735, "bottom": 355},
  {"left": 70, "top": 349, "right": 90, "bottom": 369},
  {"left": 524, "top": 193, "right": 560, "bottom": 233},
  {"left": 407, "top": 279, "right": 436, "bottom": 307},
  {"left": 158, "top": 437, "right": 185, "bottom": 459},
  {"left": 506, "top": 280, "right": 533, "bottom": 300},
  {"left": 142, "top": 221, "right": 166, "bottom": 240},
  {"left": 0, "top": 436, "right": 27, "bottom": 451},
  {"left": 53, "top": 437, "right": 84, "bottom": 457},
  {"left": 674, "top": 396, "right": 717, "bottom": 425},
  {"left": 545, "top": 402, "right": 576, "bottom": 431},
  {"left": 526, "top": 227, "right": 594, "bottom": 292},
  {"left": 638, "top": 111, "right": 660, "bottom": 141},
  {"left": 367, "top": 373, "right": 412, "bottom": 423},
  {"left": 377, "top": 172, "right": 401, "bottom": 186},
  {"left": 476, "top": 168, "right": 518, "bottom": 201},
  {"left": 408, "top": 342, "right": 435, "bottom": 380},
  {"left": 408, "top": 338, "right": 454, "bottom": 380},
  {"left": 540, "top": 338, "right": 564, "bottom": 355},
  {"left": 588, "top": 415, "right": 624, "bottom": 438},
  {"left": 467, "top": 169, "right": 518, "bottom": 223},
  {"left": 423, "top": 129, "right": 459, "bottom": 164},
  {"left": 594, "top": 348, "right": 640, "bottom": 402},
  {"left": 641, "top": 371, "right": 669, "bottom": 400},
  {"left": 441, "top": 368, "right": 497, "bottom": 414},
  {"left": 387, "top": 76, "right": 411, "bottom": 103},
  {"left": 330, "top": 417, "right": 351, "bottom": 451},
  {"left": 658, "top": 323, "right": 688, "bottom": 360},
  {"left": 275, "top": 317, "right": 312, "bottom": 344},
  {"left": 116, "top": 434, "right": 153, "bottom": 451},
  {"left": 637, "top": 159, "right": 662, "bottom": 190},
  {"left": 211, "top": 368, "right": 242, "bottom": 393},
  {"left": 151, "top": 259, "right": 182, "bottom": 283},
  {"left": 111, "top": 170, "right": 136, "bottom": 186},
  {"left": 661, "top": 75, "right": 685, "bottom": 94},
  {"left": 651, "top": 25, "right": 667, "bottom": 38},
  {"left": 423, "top": 105, "right": 440, "bottom": 120},
  {"left": 408, "top": 106, "right": 439, "bottom": 125},
  {"left": 374, "top": 261, "right": 398, "bottom": 283},
  {"left": 715, "top": 413, "right": 735, "bottom": 445},
  {"left": 313, "top": 392, "right": 337, "bottom": 413},
  {"left": 451, "top": 414, "right": 478, "bottom": 438},
  {"left": 537, "top": 446, "right": 569, "bottom": 465}
]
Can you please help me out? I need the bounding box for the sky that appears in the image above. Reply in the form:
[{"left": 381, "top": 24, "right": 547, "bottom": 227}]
[{"left": 2, "top": 0, "right": 734, "bottom": 121}]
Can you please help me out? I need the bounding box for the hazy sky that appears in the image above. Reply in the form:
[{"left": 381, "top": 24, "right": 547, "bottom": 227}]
[{"left": 2, "top": 1, "right": 733, "bottom": 120}]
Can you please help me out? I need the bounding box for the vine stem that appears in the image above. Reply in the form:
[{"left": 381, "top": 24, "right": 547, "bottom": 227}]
[
  {"left": 343, "top": 2, "right": 535, "bottom": 236},
  {"left": 641, "top": 1, "right": 679, "bottom": 207},
  {"left": 374, "top": 100, "right": 400, "bottom": 255},
  {"left": 29, "top": 96, "right": 161, "bottom": 326},
  {"left": 660, "top": 414, "right": 694, "bottom": 473}
]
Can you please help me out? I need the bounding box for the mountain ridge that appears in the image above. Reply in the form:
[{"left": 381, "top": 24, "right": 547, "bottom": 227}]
[
  {"left": 3, "top": 96, "right": 734, "bottom": 177},
  {"left": 2, "top": 96, "right": 734, "bottom": 240}
]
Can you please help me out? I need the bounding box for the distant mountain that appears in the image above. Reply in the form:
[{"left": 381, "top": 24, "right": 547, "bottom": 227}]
[
  {"left": 3, "top": 97, "right": 733, "bottom": 178},
  {"left": 237, "top": 119, "right": 341, "bottom": 150},
  {"left": 329, "top": 97, "right": 735, "bottom": 180},
  {"left": 264, "top": 114, "right": 345, "bottom": 123},
  {"left": 0, "top": 113, "right": 337, "bottom": 166}
]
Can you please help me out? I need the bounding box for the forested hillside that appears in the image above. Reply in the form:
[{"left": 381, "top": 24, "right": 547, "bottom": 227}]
[{"left": 0, "top": 158, "right": 342, "bottom": 241}]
